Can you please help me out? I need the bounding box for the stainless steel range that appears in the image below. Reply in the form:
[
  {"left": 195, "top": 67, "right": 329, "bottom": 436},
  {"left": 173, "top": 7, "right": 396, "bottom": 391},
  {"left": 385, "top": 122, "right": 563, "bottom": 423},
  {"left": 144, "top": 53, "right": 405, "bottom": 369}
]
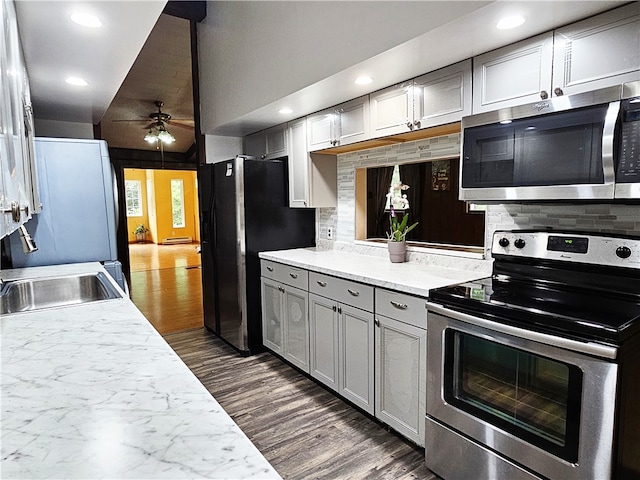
[{"left": 425, "top": 230, "right": 640, "bottom": 480}]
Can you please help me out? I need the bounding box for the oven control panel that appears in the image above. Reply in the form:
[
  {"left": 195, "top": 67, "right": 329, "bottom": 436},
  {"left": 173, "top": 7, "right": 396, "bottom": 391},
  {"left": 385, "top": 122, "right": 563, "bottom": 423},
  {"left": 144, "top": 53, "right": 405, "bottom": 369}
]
[{"left": 492, "top": 230, "right": 640, "bottom": 268}]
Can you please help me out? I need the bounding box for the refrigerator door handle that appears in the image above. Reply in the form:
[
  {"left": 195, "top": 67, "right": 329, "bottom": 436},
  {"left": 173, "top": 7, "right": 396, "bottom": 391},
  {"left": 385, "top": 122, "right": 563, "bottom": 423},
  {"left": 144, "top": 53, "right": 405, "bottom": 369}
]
[{"left": 111, "top": 165, "right": 119, "bottom": 231}]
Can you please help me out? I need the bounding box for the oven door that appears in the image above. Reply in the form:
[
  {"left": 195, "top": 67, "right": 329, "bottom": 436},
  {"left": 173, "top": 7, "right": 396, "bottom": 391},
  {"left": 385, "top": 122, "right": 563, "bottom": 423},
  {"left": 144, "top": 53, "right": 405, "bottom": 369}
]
[{"left": 426, "top": 303, "right": 618, "bottom": 480}]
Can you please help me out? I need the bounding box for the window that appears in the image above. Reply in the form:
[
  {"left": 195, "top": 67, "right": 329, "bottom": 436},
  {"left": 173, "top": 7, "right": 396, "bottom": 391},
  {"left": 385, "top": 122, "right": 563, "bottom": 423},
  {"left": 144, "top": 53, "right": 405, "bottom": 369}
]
[
  {"left": 171, "top": 179, "right": 185, "bottom": 228},
  {"left": 125, "top": 180, "right": 143, "bottom": 217}
]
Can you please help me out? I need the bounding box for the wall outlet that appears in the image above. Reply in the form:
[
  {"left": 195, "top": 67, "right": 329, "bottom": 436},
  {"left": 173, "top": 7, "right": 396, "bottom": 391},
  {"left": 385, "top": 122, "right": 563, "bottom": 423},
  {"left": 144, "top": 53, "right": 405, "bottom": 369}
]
[{"left": 327, "top": 227, "right": 333, "bottom": 240}]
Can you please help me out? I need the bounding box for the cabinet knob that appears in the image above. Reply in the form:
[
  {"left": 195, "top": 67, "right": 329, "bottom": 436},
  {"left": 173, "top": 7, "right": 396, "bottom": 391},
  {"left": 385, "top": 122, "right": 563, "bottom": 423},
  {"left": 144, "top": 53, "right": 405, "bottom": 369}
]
[
  {"left": 332, "top": 305, "right": 337, "bottom": 312},
  {"left": 553, "top": 86, "right": 564, "bottom": 96},
  {"left": 289, "top": 272, "right": 298, "bottom": 279},
  {"left": 261, "top": 154, "right": 267, "bottom": 159},
  {"left": 266, "top": 266, "right": 274, "bottom": 272},
  {"left": 317, "top": 281, "right": 327, "bottom": 287},
  {"left": 347, "top": 289, "right": 360, "bottom": 297},
  {"left": 278, "top": 286, "right": 285, "bottom": 293},
  {"left": 540, "top": 90, "right": 549, "bottom": 100},
  {"left": 337, "top": 306, "right": 342, "bottom": 314},
  {"left": 390, "top": 301, "right": 408, "bottom": 310},
  {"left": 374, "top": 318, "right": 381, "bottom": 327},
  {"left": 406, "top": 121, "right": 414, "bottom": 130}
]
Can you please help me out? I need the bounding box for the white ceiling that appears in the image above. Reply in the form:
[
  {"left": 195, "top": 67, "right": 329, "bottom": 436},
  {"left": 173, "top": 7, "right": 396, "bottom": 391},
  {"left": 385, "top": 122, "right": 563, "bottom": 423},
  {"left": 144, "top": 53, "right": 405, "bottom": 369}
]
[{"left": 15, "top": 1, "right": 167, "bottom": 125}]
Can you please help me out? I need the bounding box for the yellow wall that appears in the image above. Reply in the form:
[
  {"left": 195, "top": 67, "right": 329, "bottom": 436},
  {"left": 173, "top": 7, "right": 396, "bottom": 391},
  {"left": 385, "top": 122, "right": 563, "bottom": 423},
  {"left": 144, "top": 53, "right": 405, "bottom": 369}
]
[
  {"left": 125, "top": 168, "right": 199, "bottom": 244},
  {"left": 124, "top": 168, "right": 152, "bottom": 243}
]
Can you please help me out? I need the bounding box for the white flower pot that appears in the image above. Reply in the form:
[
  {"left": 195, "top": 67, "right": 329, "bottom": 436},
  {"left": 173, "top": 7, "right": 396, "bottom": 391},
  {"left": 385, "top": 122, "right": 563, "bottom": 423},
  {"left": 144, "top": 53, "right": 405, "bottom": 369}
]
[{"left": 388, "top": 240, "right": 406, "bottom": 263}]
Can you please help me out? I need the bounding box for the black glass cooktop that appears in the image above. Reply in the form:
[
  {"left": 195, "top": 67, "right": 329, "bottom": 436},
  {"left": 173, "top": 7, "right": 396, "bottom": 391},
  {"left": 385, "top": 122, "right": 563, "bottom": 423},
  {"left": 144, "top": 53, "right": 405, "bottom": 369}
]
[{"left": 429, "top": 275, "right": 640, "bottom": 345}]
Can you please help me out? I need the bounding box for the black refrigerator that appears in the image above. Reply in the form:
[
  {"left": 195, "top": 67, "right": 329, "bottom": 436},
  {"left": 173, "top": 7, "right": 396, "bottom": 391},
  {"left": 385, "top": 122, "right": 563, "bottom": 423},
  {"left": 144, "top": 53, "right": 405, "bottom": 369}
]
[{"left": 198, "top": 156, "right": 316, "bottom": 354}]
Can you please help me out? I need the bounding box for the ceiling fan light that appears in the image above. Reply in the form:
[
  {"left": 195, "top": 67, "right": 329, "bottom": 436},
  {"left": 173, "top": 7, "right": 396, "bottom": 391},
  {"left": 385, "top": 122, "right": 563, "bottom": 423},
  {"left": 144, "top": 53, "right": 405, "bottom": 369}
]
[
  {"left": 144, "top": 129, "right": 158, "bottom": 143},
  {"left": 157, "top": 128, "right": 175, "bottom": 144}
]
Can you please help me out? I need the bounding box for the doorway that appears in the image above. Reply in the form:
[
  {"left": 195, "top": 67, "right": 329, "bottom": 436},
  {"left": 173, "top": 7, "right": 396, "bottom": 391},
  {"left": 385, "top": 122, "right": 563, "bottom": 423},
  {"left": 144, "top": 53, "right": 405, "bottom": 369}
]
[{"left": 124, "top": 167, "right": 203, "bottom": 334}]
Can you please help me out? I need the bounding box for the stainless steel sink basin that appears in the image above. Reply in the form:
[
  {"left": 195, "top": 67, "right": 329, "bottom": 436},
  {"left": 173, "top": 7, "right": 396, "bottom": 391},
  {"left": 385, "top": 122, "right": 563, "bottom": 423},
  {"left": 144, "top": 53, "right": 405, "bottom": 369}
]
[{"left": 0, "top": 272, "right": 122, "bottom": 315}]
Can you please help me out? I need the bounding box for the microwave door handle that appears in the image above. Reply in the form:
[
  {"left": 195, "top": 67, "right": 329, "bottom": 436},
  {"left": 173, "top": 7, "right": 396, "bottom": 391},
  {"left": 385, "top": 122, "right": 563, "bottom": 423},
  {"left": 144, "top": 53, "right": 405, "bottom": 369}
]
[{"left": 602, "top": 101, "right": 620, "bottom": 185}]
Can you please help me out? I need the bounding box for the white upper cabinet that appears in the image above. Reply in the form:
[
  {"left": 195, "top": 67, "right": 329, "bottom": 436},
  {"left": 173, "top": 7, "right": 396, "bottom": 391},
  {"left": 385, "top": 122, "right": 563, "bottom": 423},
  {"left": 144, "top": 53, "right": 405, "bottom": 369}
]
[
  {"left": 287, "top": 118, "right": 310, "bottom": 208},
  {"left": 307, "top": 96, "right": 369, "bottom": 151},
  {"left": 1, "top": 0, "right": 36, "bottom": 239},
  {"left": 552, "top": 3, "right": 640, "bottom": 97},
  {"left": 370, "top": 60, "right": 471, "bottom": 136},
  {"left": 473, "top": 32, "right": 554, "bottom": 113},
  {"left": 243, "top": 124, "right": 287, "bottom": 159},
  {"left": 369, "top": 81, "right": 414, "bottom": 137},
  {"left": 414, "top": 59, "right": 472, "bottom": 129}
]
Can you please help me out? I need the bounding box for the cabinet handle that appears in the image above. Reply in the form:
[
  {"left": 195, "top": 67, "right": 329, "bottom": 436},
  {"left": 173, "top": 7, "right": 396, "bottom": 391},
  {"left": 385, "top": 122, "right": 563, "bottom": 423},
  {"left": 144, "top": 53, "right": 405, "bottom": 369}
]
[
  {"left": 413, "top": 120, "right": 421, "bottom": 128},
  {"left": 347, "top": 289, "right": 360, "bottom": 297},
  {"left": 289, "top": 272, "right": 298, "bottom": 279},
  {"left": 278, "top": 286, "right": 285, "bottom": 293},
  {"left": 553, "top": 86, "right": 564, "bottom": 96},
  {"left": 390, "top": 301, "right": 408, "bottom": 310},
  {"left": 375, "top": 318, "right": 381, "bottom": 327},
  {"left": 332, "top": 305, "right": 337, "bottom": 312},
  {"left": 317, "top": 281, "right": 327, "bottom": 287},
  {"left": 266, "top": 266, "right": 274, "bottom": 272},
  {"left": 406, "top": 121, "right": 414, "bottom": 130},
  {"left": 539, "top": 90, "right": 549, "bottom": 100},
  {"left": 3, "top": 201, "right": 28, "bottom": 223},
  {"left": 337, "top": 306, "right": 342, "bottom": 314}
]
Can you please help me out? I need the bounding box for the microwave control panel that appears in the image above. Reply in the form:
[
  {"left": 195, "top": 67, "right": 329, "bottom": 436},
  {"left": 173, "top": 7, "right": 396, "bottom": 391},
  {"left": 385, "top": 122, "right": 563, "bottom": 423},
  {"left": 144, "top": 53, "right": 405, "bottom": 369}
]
[{"left": 616, "top": 99, "right": 640, "bottom": 183}]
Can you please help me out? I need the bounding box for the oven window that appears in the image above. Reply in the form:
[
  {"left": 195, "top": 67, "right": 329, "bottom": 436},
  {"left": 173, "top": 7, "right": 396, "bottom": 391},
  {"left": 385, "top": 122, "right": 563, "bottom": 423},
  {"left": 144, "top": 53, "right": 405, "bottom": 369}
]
[{"left": 444, "top": 331, "right": 583, "bottom": 463}]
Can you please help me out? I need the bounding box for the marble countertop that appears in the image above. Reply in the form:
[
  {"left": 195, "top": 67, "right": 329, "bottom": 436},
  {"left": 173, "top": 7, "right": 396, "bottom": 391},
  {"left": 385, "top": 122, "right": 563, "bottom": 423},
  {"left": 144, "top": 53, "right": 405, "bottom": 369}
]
[
  {"left": 259, "top": 248, "right": 489, "bottom": 298},
  {"left": 1, "top": 263, "right": 280, "bottom": 479}
]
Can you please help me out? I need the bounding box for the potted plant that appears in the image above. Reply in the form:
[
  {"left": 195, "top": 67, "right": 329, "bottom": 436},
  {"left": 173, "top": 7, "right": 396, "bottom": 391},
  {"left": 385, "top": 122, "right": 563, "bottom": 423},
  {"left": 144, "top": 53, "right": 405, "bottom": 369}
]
[
  {"left": 133, "top": 224, "right": 149, "bottom": 243},
  {"left": 387, "top": 207, "right": 418, "bottom": 263}
]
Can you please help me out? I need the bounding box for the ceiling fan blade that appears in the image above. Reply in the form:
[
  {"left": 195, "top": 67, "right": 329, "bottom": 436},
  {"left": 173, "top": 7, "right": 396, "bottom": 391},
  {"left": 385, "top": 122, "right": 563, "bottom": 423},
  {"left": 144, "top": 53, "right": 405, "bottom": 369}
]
[{"left": 167, "top": 122, "right": 194, "bottom": 130}]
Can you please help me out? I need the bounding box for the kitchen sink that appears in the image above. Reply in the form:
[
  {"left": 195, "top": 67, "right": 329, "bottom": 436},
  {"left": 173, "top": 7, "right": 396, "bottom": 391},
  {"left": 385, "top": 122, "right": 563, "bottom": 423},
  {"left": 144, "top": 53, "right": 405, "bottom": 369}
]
[{"left": 0, "top": 272, "right": 122, "bottom": 315}]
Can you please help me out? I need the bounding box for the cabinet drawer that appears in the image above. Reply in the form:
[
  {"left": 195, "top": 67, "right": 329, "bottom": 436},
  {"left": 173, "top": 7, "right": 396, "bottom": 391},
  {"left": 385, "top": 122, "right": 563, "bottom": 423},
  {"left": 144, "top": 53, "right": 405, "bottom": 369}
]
[
  {"left": 375, "top": 288, "right": 426, "bottom": 330},
  {"left": 309, "top": 272, "right": 373, "bottom": 312},
  {"left": 261, "top": 260, "right": 308, "bottom": 290}
]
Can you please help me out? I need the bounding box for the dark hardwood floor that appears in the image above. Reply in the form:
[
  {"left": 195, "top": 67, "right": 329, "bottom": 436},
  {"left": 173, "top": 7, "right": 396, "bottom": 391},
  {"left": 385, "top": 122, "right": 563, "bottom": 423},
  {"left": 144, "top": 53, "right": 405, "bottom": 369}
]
[{"left": 164, "top": 327, "right": 439, "bottom": 480}]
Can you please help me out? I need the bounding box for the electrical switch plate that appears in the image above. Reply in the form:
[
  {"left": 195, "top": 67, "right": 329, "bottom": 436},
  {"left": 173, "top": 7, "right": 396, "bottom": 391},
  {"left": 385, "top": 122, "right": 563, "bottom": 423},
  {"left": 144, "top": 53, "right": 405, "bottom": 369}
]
[{"left": 327, "top": 227, "right": 333, "bottom": 239}]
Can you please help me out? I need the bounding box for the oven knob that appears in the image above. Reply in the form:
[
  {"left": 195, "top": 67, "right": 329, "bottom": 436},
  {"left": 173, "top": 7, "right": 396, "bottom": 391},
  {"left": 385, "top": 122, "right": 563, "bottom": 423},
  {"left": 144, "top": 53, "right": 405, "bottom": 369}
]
[
  {"left": 498, "top": 237, "right": 510, "bottom": 248},
  {"left": 514, "top": 238, "right": 526, "bottom": 249},
  {"left": 616, "top": 246, "right": 632, "bottom": 259}
]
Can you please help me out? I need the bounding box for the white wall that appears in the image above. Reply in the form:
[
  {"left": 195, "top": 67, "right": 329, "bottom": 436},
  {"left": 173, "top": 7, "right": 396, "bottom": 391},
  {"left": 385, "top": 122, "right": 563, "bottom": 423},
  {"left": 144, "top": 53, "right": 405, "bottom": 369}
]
[
  {"left": 204, "top": 135, "right": 243, "bottom": 163},
  {"left": 198, "top": 1, "right": 489, "bottom": 133},
  {"left": 34, "top": 119, "right": 94, "bottom": 139}
]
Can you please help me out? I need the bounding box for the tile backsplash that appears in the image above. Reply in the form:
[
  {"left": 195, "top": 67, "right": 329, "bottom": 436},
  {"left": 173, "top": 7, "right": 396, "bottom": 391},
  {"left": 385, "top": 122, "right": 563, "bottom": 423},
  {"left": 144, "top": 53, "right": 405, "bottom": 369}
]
[{"left": 317, "top": 133, "right": 640, "bottom": 271}]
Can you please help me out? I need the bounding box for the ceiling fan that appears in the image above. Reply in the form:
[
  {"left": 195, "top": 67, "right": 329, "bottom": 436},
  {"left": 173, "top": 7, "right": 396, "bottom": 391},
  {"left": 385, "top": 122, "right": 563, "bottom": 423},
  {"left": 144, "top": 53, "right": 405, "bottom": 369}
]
[{"left": 111, "top": 100, "right": 194, "bottom": 146}]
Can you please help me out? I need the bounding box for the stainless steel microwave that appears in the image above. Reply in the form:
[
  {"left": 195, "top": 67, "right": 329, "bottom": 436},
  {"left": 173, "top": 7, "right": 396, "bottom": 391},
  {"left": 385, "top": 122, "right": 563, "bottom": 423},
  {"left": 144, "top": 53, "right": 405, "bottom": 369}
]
[{"left": 459, "top": 80, "right": 640, "bottom": 202}]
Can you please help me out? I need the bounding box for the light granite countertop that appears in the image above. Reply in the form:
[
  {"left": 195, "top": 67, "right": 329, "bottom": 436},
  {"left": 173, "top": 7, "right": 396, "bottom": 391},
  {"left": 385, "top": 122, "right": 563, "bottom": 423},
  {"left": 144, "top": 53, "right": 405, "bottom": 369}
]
[
  {"left": 259, "top": 248, "right": 489, "bottom": 298},
  {"left": 1, "top": 262, "right": 280, "bottom": 480}
]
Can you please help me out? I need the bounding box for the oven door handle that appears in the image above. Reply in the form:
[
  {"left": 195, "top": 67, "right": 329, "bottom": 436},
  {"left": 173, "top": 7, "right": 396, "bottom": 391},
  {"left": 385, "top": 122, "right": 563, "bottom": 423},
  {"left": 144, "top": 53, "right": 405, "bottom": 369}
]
[{"left": 426, "top": 302, "right": 618, "bottom": 360}]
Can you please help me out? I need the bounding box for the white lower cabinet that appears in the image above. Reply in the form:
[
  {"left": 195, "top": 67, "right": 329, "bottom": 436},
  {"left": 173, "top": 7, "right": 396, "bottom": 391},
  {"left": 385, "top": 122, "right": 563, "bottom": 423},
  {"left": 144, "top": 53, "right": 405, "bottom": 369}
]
[
  {"left": 375, "top": 315, "right": 426, "bottom": 446},
  {"left": 309, "top": 287, "right": 375, "bottom": 415},
  {"left": 374, "top": 288, "right": 427, "bottom": 446},
  {"left": 261, "top": 261, "right": 310, "bottom": 373}
]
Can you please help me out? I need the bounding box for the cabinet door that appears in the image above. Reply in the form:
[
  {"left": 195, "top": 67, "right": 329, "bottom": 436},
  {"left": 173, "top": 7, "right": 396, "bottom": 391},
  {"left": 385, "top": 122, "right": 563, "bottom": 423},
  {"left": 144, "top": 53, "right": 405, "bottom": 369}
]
[
  {"left": 375, "top": 315, "right": 426, "bottom": 446},
  {"left": 283, "top": 285, "right": 309, "bottom": 373},
  {"left": 244, "top": 132, "right": 266, "bottom": 158},
  {"left": 307, "top": 108, "right": 336, "bottom": 151},
  {"left": 473, "top": 32, "right": 553, "bottom": 113},
  {"left": 369, "top": 81, "right": 413, "bottom": 137},
  {"left": 335, "top": 96, "right": 369, "bottom": 146},
  {"left": 287, "top": 118, "right": 310, "bottom": 208},
  {"left": 309, "top": 292, "right": 339, "bottom": 390},
  {"left": 264, "top": 124, "right": 287, "bottom": 159},
  {"left": 339, "top": 303, "right": 374, "bottom": 415},
  {"left": 414, "top": 59, "right": 471, "bottom": 129},
  {"left": 553, "top": 3, "right": 640, "bottom": 97},
  {"left": 261, "top": 277, "right": 284, "bottom": 355}
]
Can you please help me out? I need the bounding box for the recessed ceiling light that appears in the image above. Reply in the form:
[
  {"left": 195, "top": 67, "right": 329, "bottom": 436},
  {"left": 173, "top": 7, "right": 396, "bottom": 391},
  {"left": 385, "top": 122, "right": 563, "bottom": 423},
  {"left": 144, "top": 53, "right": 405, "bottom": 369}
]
[
  {"left": 496, "top": 15, "right": 525, "bottom": 30},
  {"left": 279, "top": 108, "right": 293, "bottom": 114},
  {"left": 355, "top": 76, "right": 373, "bottom": 85},
  {"left": 66, "top": 76, "right": 88, "bottom": 86},
  {"left": 70, "top": 13, "right": 102, "bottom": 28}
]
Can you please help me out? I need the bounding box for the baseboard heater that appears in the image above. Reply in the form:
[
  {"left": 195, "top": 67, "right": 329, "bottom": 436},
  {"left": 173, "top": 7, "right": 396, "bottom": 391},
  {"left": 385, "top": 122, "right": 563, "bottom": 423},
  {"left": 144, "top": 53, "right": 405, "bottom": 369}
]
[{"left": 161, "top": 236, "right": 192, "bottom": 245}]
